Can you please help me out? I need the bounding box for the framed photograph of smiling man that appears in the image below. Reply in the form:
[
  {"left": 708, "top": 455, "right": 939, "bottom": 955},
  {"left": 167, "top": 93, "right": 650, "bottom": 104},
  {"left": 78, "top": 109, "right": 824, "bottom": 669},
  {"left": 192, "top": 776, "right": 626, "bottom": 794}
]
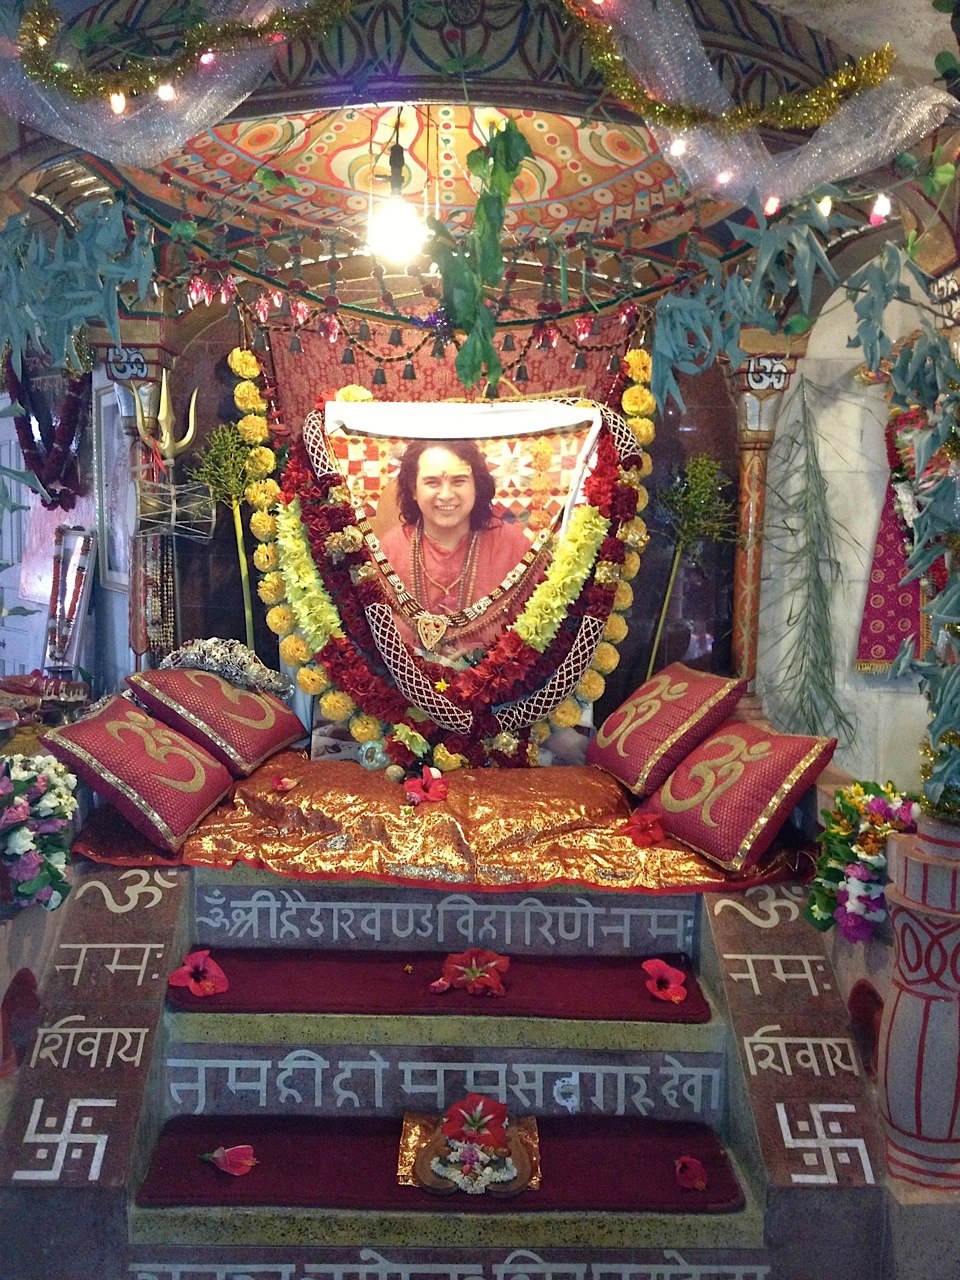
[{"left": 321, "top": 400, "right": 600, "bottom": 653}]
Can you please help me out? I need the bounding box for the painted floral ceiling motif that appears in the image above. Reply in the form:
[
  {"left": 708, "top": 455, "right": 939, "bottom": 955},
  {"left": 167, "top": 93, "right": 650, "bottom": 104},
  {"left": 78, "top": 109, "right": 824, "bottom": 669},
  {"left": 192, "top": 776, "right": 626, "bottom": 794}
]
[{"left": 84, "top": 102, "right": 743, "bottom": 299}]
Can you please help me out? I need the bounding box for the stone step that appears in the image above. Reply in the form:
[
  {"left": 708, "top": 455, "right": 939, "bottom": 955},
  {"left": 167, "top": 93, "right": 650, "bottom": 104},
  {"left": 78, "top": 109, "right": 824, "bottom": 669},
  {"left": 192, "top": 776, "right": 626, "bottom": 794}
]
[
  {"left": 129, "top": 1113, "right": 763, "bottom": 1252},
  {"left": 162, "top": 1016, "right": 728, "bottom": 1125},
  {"left": 191, "top": 868, "right": 698, "bottom": 957}
]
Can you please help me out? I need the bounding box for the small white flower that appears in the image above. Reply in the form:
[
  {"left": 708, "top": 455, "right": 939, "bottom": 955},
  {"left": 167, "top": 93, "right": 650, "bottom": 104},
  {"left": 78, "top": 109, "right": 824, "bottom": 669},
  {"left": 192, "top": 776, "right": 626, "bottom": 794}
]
[{"left": 5, "top": 826, "right": 36, "bottom": 855}]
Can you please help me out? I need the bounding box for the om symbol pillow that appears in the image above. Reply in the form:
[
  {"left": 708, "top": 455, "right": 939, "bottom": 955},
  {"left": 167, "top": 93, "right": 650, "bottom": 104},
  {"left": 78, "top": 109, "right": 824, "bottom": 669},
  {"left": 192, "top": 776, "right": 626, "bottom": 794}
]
[
  {"left": 654, "top": 719, "right": 836, "bottom": 871},
  {"left": 42, "top": 696, "right": 233, "bottom": 852},
  {"left": 127, "top": 669, "right": 305, "bottom": 777},
  {"left": 587, "top": 663, "right": 746, "bottom": 796}
]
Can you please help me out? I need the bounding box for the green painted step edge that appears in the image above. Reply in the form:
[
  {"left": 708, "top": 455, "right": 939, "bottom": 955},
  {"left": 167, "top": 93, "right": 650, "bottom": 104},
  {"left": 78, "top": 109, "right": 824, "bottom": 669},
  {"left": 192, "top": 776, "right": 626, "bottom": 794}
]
[
  {"left": 165, "top": 1009, "right": 728, "bottom": 1052},
  {"left": 129, "top": 1196, "right": 764, "bottom": 1251}
]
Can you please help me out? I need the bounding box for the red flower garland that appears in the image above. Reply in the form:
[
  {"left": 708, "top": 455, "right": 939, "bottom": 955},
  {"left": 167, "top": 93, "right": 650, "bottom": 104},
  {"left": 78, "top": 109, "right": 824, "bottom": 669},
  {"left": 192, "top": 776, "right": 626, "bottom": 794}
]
[
  {"left": 281, "top": 419, "right": 631, "bottom": 762},
  {"left": 5, "top": 355, "right": 90, "bottom": 510}
]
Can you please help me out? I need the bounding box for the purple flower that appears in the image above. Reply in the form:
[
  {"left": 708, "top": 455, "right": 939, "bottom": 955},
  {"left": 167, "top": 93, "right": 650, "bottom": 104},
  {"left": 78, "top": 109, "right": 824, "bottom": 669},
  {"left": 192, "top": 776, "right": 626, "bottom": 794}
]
[
  {"left": 0, "top": 776, "right": 13, "bottom": 800},
  {"left": 31, "top": 817, "right": 67, "bottom": 835},
  {"left": 26, "top": 777, "right": 48, "bottom": 802},
  {"left": 844, "top": 861, "right": 876, "bottom": 882},
  {"left": 8, "top": 849, "right": 42, "bottom": 882},
  {"left": 865, "top": 795, "right": 894, "bottom": 821},
  {"left": 834, "top": 905, "right": 876, "bottom": 943},
  {"left": 33, "top": 886, "right": 53, "bottom": 903},
  {"left": 0, "top": 799, "right": 30, "bottom": 830}
]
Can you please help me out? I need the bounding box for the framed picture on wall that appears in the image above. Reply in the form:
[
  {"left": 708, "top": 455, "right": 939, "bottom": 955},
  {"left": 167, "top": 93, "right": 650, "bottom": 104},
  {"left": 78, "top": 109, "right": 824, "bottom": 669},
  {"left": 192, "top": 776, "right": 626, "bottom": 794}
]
[{"left": 92, "top": 383, "right": 133, "bottom": 592}]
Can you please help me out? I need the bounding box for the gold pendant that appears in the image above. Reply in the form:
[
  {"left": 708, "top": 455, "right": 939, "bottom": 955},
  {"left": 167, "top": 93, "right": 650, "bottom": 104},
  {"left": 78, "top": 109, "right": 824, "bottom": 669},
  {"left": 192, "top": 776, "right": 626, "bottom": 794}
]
[{"left": 416, "top": 612, "right": 448, "bottom": 650}]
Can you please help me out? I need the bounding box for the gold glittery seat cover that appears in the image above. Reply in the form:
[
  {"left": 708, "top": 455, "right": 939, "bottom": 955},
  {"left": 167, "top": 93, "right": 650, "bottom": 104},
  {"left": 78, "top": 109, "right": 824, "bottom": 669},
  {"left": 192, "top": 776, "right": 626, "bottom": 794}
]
[{"left": 183, "top": 752, "right": 796, "bottom": 891}]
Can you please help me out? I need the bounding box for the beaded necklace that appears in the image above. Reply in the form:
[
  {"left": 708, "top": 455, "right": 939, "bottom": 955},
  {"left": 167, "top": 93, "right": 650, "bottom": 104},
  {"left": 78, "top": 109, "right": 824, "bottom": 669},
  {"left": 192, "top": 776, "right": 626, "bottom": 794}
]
[{"left": 361, "top": 515, "right": 553, "bottom": 652}]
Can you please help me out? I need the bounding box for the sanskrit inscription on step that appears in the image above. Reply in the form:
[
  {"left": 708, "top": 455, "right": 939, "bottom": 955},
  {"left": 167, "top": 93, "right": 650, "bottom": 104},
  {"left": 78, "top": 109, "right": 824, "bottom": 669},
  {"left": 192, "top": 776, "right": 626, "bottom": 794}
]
[
  {"left": 125, "top": 1249, "right": 774, "bottom": 1280},
  {"left": 30, "top": 1014, "right": 150, "bottom": 1071},
  {"left": 53, "top": 941, "right": 166, "bottom": 988},
  {"left": 722, "top": 953, "right": 832, "bottom": 997},
  {"left": 164, "top": 1048, "right": 722, "bottom": 1122},
  {"left": 742, "top": 1025, "right": 858, "bottom": 1078},
  {"left": 194, "top": 888, "right": 694, "bottom": 953}
]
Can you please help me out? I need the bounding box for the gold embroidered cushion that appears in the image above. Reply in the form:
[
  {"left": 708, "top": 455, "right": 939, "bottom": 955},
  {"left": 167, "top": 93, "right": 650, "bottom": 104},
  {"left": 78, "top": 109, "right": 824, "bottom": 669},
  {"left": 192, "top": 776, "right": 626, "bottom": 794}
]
[
  {"left": 586, "top": 663, "right": 746, "bottom": 796},
  {"left": 42, "top": 696, "right": 233, "bottom": 852},
  {"left": 653, "top": 719, "right": 836, "bottom": 872},
  {"left": 127, "top": 669, "right": 305, "bottom": 777}
]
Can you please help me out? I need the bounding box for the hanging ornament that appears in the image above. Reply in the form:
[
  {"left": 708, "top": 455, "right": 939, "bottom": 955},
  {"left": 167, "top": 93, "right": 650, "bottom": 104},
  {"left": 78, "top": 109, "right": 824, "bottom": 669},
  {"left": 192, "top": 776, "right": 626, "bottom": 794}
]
[
  {"left": 402, "top": 358, "right": 417, "bottom": 381},
  {"left": 372, "top": 362, "right": 387, "bottom": 387},
  {"left": 289, "top": 333, "right": 303, "bottom": 354},
  {"left": 607, "top": 353, "right": 621, "bottom": 373},
  {"left": 358, "top": 319, "right": 371, "bottom": 342},
  {"left": 574, "top": 315, "right": 592, "bottom": 343},
  {"left": 515, "top": 363, "right": 529, "bottom": 383},
  {"left": 388, "top": 327, "right": 403, "bottom": 346},
  {"left": 501, "top": 333, "right": 516, "bottom": 352},
  {"left": 341, "top": 346, "right": 356, "bottom": 366},
  {"left": 572, "top": 350, "right": 588, "bottom": 370}
]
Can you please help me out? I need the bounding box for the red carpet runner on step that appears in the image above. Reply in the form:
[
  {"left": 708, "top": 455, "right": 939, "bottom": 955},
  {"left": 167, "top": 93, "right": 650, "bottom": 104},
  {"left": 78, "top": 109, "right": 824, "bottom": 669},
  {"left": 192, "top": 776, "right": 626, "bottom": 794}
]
[
  {"left": 163, "top": 949, "right": 711, "bottom": 1023},
  {"left": 137, "top": 1115, "right": 743, "bottom": 1213}
]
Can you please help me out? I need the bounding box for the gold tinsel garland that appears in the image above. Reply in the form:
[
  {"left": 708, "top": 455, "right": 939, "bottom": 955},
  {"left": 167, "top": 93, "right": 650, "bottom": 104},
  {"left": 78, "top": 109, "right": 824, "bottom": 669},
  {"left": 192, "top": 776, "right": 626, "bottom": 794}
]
[
  {"left": 563, "top": 2, "right": 895, "bottom": 134},
  {"left": 19, "top": 0, "right": 352, "bottom": 100},
  {"left": 19, "top": 0, "right": 893, "bottom": 137}
]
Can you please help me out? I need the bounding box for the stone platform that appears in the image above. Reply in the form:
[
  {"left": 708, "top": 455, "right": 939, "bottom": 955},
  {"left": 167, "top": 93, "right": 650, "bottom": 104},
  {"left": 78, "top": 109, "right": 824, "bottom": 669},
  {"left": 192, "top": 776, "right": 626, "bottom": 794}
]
[{"left": 0, "top": 858, "right": 931, "bottom": 1280}]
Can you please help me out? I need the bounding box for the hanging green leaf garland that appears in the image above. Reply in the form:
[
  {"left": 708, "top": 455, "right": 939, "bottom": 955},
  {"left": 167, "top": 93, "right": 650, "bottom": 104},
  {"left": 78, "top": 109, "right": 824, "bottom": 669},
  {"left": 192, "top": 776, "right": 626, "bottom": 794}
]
[{"left": 427, "top": 119, "right": 533, "bottom": 391}]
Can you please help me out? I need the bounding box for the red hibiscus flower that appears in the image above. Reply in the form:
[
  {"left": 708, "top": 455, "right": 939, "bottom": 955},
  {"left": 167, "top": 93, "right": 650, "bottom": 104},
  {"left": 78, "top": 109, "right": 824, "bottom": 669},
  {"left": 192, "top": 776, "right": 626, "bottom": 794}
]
[
  {"left": 430, "top": 948, "right": 510, "bottom": 996},
  {"left": 641, "top": 957, "right": 688, "bottom": 1003},
  {"left": 620, "top": 802, "right": 665, "bottom": 846},
  {"left": 674, "top": 1155, "right": 707, "bottom": 1190},
  {"left": 167, "top": 949, "right": 229, "bottom": 998},
  {"left": 405, "top": 766, "right": 449, "bottom": 805},
  {"left": 200, "top": 1144, "right": 258, "bottom": 1176},
  {"left": 441, "top": 1093, "right": 508, "bottom": 1149}
]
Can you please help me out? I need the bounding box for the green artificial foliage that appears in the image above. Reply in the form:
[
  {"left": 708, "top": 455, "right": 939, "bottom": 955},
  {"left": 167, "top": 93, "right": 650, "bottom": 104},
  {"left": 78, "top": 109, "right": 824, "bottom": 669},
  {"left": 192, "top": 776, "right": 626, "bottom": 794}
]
[
  {"left": 647, "top": 454, "right": 736, "bottom": 679},
  {"left": 190, "top": 424, "right": 255, "bottom": 651},
  {"left": 761, "top": 377, "right": 856, "bottom": 744},
  {"left": 427, "top": 119, "right": 532, "bottom": 390},
  {"left": 0, "top": 198, "right": 154, "bottom": 374},
  {"left": 650, "top": 190, "right": 854, "bottom": 410}
]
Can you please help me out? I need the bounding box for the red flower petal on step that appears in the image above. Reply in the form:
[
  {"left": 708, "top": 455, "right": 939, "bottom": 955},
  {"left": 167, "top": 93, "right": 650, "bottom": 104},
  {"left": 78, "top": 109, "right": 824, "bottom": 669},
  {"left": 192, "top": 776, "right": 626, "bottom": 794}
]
[
  {"left": 675, "top": 1155, "right": 707, "bottom": 1190},
  {"left": 620, "top": 801, "right": 665, "bottom": 846},
  {"left": 167, "top": 949, "right": 229, "bottom": 998},
  {"left": 201, "top": 1144, "right": 258, "bottom": 1176},
  {"left": 432, "top": 947, "right": 510, "bottom": 996},
  {"left": 271, "top": 774, "right": 300, "bottom": 792},
  {"left": 405, "top": 766, "right": 449, "bottom": 805},
  {"left": 641, "top": 957, "right": 687, "bottom": 1003}
]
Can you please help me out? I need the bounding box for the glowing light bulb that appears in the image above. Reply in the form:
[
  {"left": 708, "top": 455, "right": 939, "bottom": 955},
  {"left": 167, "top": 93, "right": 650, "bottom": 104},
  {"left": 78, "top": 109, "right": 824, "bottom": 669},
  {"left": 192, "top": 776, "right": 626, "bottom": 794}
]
[
  {"left": 36, "top": 35, "right": 47, "bottom": 48},
  {"left": 157, "top": 83, "right": 176, "bottom": 102},
  {"left": 716, "top": 170, "right": 732, "bottom": 186},
  {"left": 109, "top": 92, "right": 126, "bottom": 115},
  {"left": 668, "top": 138, "right": 688, "bottom": 158},
  {"left": 199, "top": 51, "right": 216, "bottom": 66},
  {"left": 870, "top": 192, "right": 892, "bottom": 226},
  {"left": 366, "top": 195, "right": 427, "bottom": 266},
  {"left": 763, "top": 195, "right": 781, "bottom": 217},
  {"left": 816, "top": 195, "right": 833, "bottom": 217}
]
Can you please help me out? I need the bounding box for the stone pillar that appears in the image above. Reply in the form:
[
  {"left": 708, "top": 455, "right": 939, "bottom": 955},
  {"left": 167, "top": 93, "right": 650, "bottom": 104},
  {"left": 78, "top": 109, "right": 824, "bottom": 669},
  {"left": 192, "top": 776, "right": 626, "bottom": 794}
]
[
  {"left": 726, "top": 334, "right": 805, "bottom": 686},
  {"left": 879, "top": 816, "right": 960, "bottom": 1187}
]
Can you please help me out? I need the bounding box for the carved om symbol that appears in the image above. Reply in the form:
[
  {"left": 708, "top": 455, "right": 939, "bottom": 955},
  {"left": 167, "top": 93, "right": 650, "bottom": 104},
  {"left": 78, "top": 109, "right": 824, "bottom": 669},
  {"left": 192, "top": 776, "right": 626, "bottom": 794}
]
[
  {"left": 76, "top": 869, "right": 180, "bottom": 913},
  {"left": 660, "top": 732, "right": 771, "bottom": 827},
  {"left": 593, "top": 672, "right": 688, "bottom": 758}
]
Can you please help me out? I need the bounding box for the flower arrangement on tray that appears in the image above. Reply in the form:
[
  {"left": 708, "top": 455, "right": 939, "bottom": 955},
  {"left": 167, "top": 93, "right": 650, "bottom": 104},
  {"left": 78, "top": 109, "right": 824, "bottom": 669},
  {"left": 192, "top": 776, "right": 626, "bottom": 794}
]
[
  {"left": 805, "top": 780, "right": 917, "bottom": 942},
  {"left": 241, "top": 374, "right": 653, "bottom": 775},
  {"left": 0, "top": 753, "right": 78, "bottom": 910},
  {"left": 412, "top": 1094, "right": 532, "bottom": 1196}
]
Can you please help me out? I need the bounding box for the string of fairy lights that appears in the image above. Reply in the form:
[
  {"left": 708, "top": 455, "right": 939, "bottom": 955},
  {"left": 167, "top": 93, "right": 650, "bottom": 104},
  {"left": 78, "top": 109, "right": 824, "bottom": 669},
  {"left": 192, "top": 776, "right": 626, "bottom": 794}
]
[{"left": 19, "top": 0, "right": 894, "bottom": 135}]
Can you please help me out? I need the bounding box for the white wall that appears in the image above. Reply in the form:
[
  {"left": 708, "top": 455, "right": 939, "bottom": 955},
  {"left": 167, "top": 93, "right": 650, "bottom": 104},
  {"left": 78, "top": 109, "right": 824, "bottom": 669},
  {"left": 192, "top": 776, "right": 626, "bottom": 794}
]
[{"left": 756, "top": 287, "right": 932, "bottom": 792}]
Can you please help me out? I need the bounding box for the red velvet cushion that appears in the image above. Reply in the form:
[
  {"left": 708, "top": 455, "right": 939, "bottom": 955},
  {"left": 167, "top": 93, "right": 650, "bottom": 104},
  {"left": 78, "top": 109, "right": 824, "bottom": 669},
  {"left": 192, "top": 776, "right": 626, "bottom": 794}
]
[
  {"left": 42, "top": 696, "right": 232, "bottom": 852},
  {"left": 655, "top": 718, "right": 836, "bottom": 872},
  {"left": 587, "top": 663, "right": 746, "bottom": 796},
  {"left": 127, "top": 669, "right": 305, "bottom": 777}
]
